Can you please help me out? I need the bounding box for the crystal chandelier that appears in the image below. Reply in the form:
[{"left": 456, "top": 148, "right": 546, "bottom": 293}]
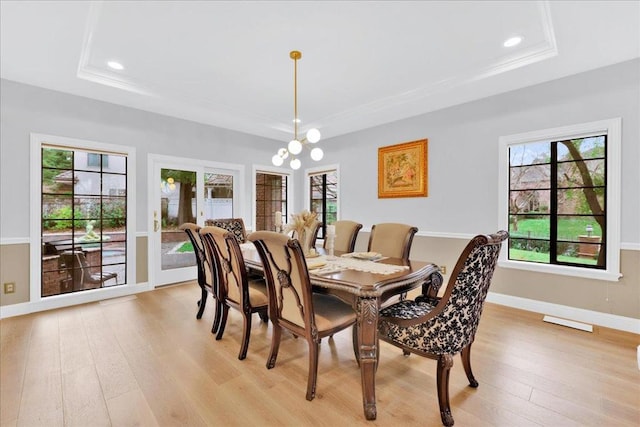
[{"left": 271, "top": 51, "right": 323, "bottom": 170}]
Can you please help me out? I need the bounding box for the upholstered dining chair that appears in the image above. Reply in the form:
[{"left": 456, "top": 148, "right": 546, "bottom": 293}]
[
  {"left": 292, "top": 220, "right": 322, "bottom": 254},
  {"left": 324, "top": 220, "right": 363, "bottom": 253},
  {"left": 377, "top": 230, "right": 508, "bottom": 426},
  {"left": 200, "top": 226, "right": 269, "bottom": 360},
  {"left": 368, "top": 222, "right": 418, "bottom": 260},
  {"left": 179, "top": 223, "right": 219, "bottom": 324},
  {"left": 249, "top": 231, "right": 357, "bottom": 401},
  {"left": 204, "top": 217, "right": 248, "bottom": 244}
]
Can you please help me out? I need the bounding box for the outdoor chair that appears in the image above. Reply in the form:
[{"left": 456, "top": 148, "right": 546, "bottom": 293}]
[
  {"left": 378, "top": 231, "right": 508, "bottom": 426},
  {"left": 60, "top": 250, "right": 117, "bottom": 290},
  {"left": 249, "top": 231, "right": 357, "bottom": 401}
]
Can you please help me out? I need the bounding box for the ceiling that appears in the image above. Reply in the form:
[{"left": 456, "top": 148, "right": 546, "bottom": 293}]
[{"left": 1, "top": 1, "right": 639, "bottom": 142}]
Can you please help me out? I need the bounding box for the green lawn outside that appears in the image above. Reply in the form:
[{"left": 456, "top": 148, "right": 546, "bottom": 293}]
[
  {"left": 510, "top": 217, "right": 602, "bottom": 240},
  {"left": 176, "top": 241, "right": 194, "bottom": 253},
  {"left": 509, "top": 248, "right": 597, "bottom": 265}
]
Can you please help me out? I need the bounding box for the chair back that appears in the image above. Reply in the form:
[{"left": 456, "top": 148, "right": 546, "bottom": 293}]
[
  {"left": 425, "top": 231, "right": 508, "bottom": 354},
  {"left": 292, "top": 220, "right": 322, "bottom": 253},
  {"left": 200, "top": 226, "right": 251, "bottom": 307},
  {"left": 368, "top": 223, "right": 418, "bottom": 260},
  {"left": 179, "top": 223, "right": 212, "bottom": 291},
  {"left": 250, "top": 231, "right": 316, "bottom": 331},
  {"left": 204, "top": 218, "right": 248, "bottom": 243},
  {"left": 325, "top": 220, "right": 363, "bottom": 253}
]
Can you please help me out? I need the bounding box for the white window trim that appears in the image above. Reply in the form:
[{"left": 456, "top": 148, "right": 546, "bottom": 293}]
[
  {"left": 30, "top": 133, "right": 138, "bottom": 309},
  {"left": 251, "top": 164, "right": 294, "bottom": 232},
  {"left": 497, "top": 118, "right": 622, "bottom": 282},
  {"left": 304, "top": 163, "right": 340, "bottom": 217}
]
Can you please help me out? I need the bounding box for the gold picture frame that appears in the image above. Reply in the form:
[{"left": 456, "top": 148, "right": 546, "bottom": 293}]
[{"left": 378, "top": 139, "right": 428, "bottom": 198}]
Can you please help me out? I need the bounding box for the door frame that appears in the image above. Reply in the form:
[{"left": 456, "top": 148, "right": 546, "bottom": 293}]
[{"left": 148, "top": 154, "right": 245, "bottom": 287}]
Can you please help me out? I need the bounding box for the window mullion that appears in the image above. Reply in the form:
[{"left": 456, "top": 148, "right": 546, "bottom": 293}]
[{"left": 550, "top": 142, "right": 558, "bottom": 264}]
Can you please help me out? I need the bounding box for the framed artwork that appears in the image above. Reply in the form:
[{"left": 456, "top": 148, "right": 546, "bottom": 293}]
[{"left": 378, "top": 139, "right": 428, "bottom": 198}]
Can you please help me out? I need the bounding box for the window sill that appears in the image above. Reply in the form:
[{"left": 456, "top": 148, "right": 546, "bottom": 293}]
[{"left": 498, "top": 259, "right": 622, "bottom": 282}]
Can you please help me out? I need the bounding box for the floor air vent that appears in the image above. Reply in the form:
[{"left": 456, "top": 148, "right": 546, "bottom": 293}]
[{"left": 543, "top": 315, "right": 593, "bottom": 332}]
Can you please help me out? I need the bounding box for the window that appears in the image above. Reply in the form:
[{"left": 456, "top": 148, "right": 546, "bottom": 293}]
[
  {"left": 499, "top": 119, "right": 621, "bottom": 281},
  {"left": 308, "top": 168, "right": 338, "bottom": 239},
  {"left": 87, "top": 152, "right": 108, "bottom": 168},
  {"left": 255, "top": 171, "right": 289, "bottom": 231},
  {"left": 40, "top": 146, "right": 127, "bottom": 296}
]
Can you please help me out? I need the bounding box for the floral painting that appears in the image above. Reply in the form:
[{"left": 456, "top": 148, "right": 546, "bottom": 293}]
[{"left": 378, "top": 139, "right": 428, "bottom": 198}]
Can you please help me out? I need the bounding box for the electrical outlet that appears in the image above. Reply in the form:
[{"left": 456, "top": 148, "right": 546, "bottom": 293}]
[
  {"left": 440, "top": 265, "right": 447, "bottom": 275},
  {"left": 4, "top": 282, "right": 16, "bottom": 294}
]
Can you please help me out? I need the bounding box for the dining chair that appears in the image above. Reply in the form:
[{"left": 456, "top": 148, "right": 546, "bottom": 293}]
[
  {"left": 179, "top": 223, "right": 221, "bottom": 327},
  {"left": 324, "top": 220, "right": 363, "bottom": 253},
  {"left": 377, "top": 230, "right": 508, "bottom": 426},
  {"left": 200, "top": 226, "right": 269, "bottom": 360},
  {"left": 204, "top": 217, "right": 248, "bottom": 243},
  {"left": 60, "top": 250, "right": 117, "bottom": 290},
  {"left": 292, "top": 220, "right": 322, "bottom": 253},
  {"left": 249, "top": 230, "right": 357, "bottom": 401},
  {"left": 367, "top": 222, "right": 418, "bottom": 260}
]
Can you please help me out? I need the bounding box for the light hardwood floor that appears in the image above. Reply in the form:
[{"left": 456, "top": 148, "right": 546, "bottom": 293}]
[{"left": 1, "top": 281, "right": 639, "bottom": 426}]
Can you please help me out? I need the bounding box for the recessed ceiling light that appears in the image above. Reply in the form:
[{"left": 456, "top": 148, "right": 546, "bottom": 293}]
[
  {"left": 107, "top": 61, "right": 124, "bottom": 70},
  {"left": 503, "top": 36, "right": 523, "bottom": 48}
]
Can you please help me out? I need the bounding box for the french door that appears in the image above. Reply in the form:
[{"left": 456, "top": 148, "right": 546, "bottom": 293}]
[{"left": 149, "top": 155, "right": 242, "bottom": 286}]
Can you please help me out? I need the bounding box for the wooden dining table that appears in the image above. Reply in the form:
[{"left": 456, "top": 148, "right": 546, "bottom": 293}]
[{"left": 241, "top": 244, "right": 443, "bottom": 420}]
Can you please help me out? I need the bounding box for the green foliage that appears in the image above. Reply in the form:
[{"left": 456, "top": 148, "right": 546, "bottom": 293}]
[
  {"left": 42, "top": 148, "right": 72, "bottom": 185},
  {"left": 43, "top": 206, "right": 84, "bottom": 230}
]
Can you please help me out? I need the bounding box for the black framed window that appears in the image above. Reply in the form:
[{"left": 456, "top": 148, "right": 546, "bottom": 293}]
[
  {"left": 309, "top": 170, "right": 338, "bottom": 239},
  {"left": 508, "top": 135, "right": 606, "bottom": 269},
  {"left": 255, "top": 172, "right": 287, "bottom": 231},
  {"left": 41, "top": 147, "right": 127, "bottom": 296}
]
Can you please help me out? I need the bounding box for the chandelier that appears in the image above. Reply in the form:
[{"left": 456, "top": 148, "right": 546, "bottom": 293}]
[{"left": 271, "top": 51, "right": 323, "bottom": 170}]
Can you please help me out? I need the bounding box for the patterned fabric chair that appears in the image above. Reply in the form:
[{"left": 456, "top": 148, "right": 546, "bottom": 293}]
[
  {"left": 200, "top": 226, "right": 269, "bottom": 360},
  {"left": 204, "top": 218, "right": 248, "bottom": 244},
  {"left": 179, "top": 223, "right": 220, "bottom": 329},
  {"left": 378, "top": 231, "right": 508, "bottom": 426},
  {"left": 249, "top": 231, "right": 357, "bottom": 401},
  {"left": 324, "top": 220, "right": 362, "bottom": 253},
  {"left": 367, "top": 222, "right": 418, "bottom": 260}
]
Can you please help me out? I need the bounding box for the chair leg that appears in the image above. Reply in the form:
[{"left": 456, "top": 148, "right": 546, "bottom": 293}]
[
  {"left": 215, "top": 305, "right": 229, "bottom": 341},
  {"left": 266, "top": 325, "right": 282, "bottom": 369},
  {"left": 238, "top": 311, "right": 251, "bottom": 360},
  {"left": 258, "top": 310, "right": 269, "bottom": 323},
  {"left": 211, "top": 299, "right": 223, "bottom": 334},
  {"left": 461, "top": 344, "right": 479, "bottom": 387},
  {"left": 436, "top": 354, "right": 455, "bottom": 427},
  {"left": 306, "top": 339, "right": 320, "bottom": 401},
  {"left": 196, "top": 288, "right": 207, "bottom": 319}
]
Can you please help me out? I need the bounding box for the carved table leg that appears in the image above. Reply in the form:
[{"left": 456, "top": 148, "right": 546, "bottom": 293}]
[{"left": 357, "top": 297, "right": 379, "bottom": 420}]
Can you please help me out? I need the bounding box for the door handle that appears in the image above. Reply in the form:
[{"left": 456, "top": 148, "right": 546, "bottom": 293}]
[{"left": 154, "top": 220, "right": 159, "bottom": 232}]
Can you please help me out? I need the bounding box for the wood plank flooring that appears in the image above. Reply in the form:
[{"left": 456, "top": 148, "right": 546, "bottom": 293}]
[{"left": 1, "top": 281, "right": 639, "bottom": 426}]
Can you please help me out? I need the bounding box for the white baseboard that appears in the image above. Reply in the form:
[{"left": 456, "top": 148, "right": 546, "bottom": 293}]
[
  {"left": 0, "top": 282, "right": 153, "bottom": 319},
  {"left": 487, "top": 291, "right": 640, "bottom": 334}
]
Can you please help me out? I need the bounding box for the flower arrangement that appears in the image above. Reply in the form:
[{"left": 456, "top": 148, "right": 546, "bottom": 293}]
[{"left": 285, "top": 210, "right": 318, "bottom": 235}]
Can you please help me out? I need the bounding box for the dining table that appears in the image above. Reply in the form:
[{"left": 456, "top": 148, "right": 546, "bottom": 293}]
[{"left": 240, "top": 243, "right": 443, "bottom": 420}]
